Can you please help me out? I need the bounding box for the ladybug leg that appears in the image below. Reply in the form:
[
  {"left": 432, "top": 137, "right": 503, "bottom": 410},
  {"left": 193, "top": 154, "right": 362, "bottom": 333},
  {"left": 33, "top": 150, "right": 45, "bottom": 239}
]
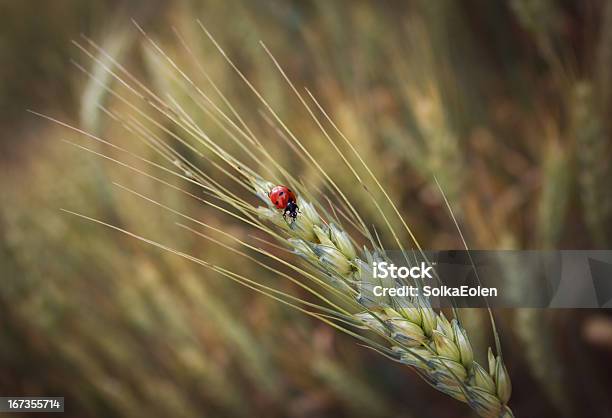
[
  {"left": 282, "top": 210, "right": 296, "bottom": 229},
  {"left": 282, "top": 208, "right": 291, "bottom": 221},
  {"left": 291, "top": 211, "right": 299, "bottom": 226}
]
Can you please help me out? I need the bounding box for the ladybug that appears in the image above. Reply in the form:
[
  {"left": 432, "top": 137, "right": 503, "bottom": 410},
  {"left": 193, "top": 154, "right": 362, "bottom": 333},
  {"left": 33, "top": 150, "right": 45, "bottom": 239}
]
[{"left": 269, "top": 185, "right": 299, "bottom": 223}]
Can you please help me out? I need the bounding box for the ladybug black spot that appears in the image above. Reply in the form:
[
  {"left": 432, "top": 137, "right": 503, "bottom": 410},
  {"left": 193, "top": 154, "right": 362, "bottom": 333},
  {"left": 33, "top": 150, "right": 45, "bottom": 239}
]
[
  {"left": 279, "top": 191, "right": 284, "bottom": 196},
  {"left": 274, "top": 200, "right": 278, "bottom": 205}
]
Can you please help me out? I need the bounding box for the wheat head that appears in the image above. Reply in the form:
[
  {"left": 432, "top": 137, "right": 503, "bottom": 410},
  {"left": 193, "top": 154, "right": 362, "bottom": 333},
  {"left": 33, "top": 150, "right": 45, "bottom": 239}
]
[
  {"left": 251, "top": 177, "right": 513, "bottom": 418},
  {"left": 40, "top": 20, "right": 514, "bottom": 418}
]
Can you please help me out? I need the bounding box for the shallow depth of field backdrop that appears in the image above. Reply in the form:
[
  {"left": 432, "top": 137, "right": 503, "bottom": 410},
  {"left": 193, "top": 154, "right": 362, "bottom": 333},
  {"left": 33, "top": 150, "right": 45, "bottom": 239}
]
[{"left": 1, "top": 1, "right": 612, "bottom": 417}]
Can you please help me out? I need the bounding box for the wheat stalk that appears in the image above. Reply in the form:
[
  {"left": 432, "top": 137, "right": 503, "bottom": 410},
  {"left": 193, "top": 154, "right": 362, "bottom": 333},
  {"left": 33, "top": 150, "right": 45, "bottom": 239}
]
[{"left": 39, "top": 21, "right": 514, "bottom": 418}]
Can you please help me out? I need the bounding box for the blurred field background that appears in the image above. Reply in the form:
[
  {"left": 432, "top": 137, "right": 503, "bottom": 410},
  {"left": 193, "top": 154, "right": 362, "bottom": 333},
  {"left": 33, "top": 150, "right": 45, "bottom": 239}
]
[{"left": 2, "top": 1, "right": 612, "bottom": 417}]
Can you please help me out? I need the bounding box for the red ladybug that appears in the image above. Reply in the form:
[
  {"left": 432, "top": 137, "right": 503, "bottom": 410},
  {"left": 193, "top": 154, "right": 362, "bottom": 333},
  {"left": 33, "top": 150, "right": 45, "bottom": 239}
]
[{"left": 269, "top": 185, "right": 299, "bottom": 222}]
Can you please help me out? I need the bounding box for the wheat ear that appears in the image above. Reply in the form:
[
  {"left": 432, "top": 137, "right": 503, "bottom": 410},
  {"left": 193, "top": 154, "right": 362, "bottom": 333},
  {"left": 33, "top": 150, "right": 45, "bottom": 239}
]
[
  {"left": 248, "top": 175, "right": 513, "bottom": 418},
  {"left": 43, "top": 22, "right": 514, "bottom": 417}
]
